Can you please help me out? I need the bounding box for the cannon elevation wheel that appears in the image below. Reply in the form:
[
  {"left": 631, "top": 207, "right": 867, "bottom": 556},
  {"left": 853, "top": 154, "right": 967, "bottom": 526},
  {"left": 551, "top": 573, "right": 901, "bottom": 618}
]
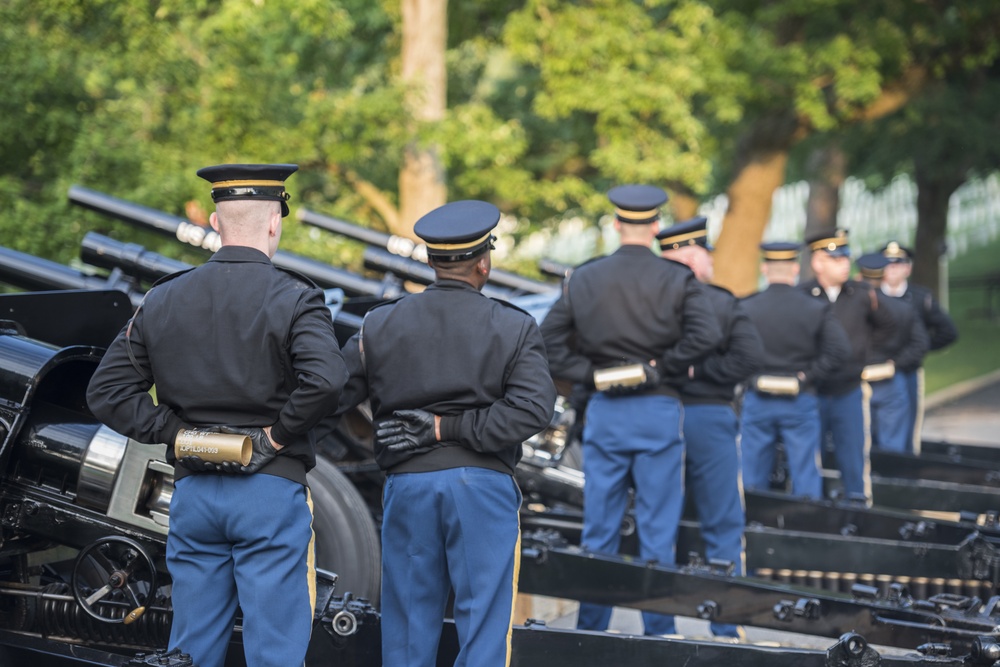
[{"left": 309, "top": 456, "right": 381, "bottom": 606}]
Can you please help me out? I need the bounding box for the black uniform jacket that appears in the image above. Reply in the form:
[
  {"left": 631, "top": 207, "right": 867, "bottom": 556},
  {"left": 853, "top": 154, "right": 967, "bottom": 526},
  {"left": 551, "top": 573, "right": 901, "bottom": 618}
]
[
  {"left": 893, "top": 283, "right": 958, "bottom": 352},
  {"left": 741, "top": 283, "right": 850, "bottom": 389},
  {"left": 682, "top": 285, "right": 764, "bottom": 405},
  {"left": 540, "top": 245, "right": 723, "bottom": 396},
  {"left": 867, "top": 292, "right": 930, "bottom": 374},
  {"left": 87, "top": 245, "right": 347, "bottom": 485},
  {"left": 337, "top": 279, "right": 556, "bottom": 475},
  {"left": 800, "top": 279, "right": 896, "bottom": 396}
]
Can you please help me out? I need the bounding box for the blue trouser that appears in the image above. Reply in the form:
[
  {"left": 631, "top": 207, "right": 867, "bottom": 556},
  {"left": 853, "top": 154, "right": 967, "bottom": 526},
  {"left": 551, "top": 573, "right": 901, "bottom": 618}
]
[
  {"left": 741, "top": 391, "right": 823, "bottom": 499},
  {"left": 902, "top": 370, "right": 920, "bottom": 452},
  {"left": 683, "top": 403, "right": 745, "bottom": 637},
  {"left": 381, "top": 467, "right": 521, "bottom": 667},
  {"left": 869, "top": 374, "right": 911, "bottom": 453},
  {"left": 167, "top": 474, "right": 315, "bottom": 667},
  {"left": 576, "top": 393, "right": 684, "bottom": 636},
  {"left": 818, "top": 385, "right": 870, "bottom": 501}
]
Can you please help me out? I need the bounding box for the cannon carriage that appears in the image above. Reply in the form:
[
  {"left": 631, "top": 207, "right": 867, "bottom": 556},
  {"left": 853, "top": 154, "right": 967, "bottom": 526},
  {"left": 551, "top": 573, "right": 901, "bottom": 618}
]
[{"left": 0, "top": 189, "right": 997, "bottom": 665}]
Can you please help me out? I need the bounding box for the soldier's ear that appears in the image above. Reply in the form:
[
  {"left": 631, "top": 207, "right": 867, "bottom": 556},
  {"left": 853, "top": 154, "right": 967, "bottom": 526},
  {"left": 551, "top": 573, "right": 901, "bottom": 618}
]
[
  {"left": 268, "top": 209, "right": 281, "bottom": 237},
  {"left": 209, "top": 211, "right": 220, "bottom": 233}
]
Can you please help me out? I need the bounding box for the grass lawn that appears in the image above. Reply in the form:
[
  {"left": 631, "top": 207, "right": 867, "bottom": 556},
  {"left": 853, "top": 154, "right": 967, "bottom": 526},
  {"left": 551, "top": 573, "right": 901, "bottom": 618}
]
[{"left": 923, "top": 240, "right": 1000, "bottom": 394}]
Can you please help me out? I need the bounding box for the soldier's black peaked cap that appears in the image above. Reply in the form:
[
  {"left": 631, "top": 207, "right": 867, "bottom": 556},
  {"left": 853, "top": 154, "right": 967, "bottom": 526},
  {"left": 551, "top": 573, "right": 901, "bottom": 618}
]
[
  {"left": 607, "top": 185, "right": 668, "bottom": 224},
  {"left": 414, "top": 200, "right": 501, "bottom": 262},
  {"left": 881, "top": 240, "right": 914, "bottom": 262},
  {"left": 856, "top": 252, "right": 890, "bottom": 279},
  {"left": 760, "top": 241, "right": 801, "bottom": 262},
  {"left": 657, "top": 216, "right": 711, "bottom": 250},
  {"left": 804, "top": 228, "right": 851, "bottom": 257},
  {"left": 196, "top": 163, "right": 299, "bottom": 217}
]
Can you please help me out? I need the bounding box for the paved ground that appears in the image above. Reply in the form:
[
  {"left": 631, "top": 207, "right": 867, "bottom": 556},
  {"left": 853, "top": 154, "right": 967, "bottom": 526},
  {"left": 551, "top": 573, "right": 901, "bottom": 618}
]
[{"left": 922, "top": 375, "right": 1000, "bottom": 447}]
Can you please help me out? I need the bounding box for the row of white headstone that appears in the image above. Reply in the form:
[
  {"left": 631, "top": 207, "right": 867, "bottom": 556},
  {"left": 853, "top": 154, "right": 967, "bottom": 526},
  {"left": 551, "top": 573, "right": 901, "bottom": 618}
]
[{"left": 509, "top": 172, "right": 1000, "bottom": 271}]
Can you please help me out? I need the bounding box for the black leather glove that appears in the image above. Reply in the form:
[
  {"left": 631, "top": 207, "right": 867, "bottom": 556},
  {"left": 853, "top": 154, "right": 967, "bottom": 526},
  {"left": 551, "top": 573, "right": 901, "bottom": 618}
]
[
  {"left": 375, "top": 409, "right": 437, "bottom": 454},
  {"left": 176, "top": 455, "right": 222, "bottom": 473},
  {"left": 639, "top": 361, "right": 662, "bottom": 390},
  {"left": 218, "top": 426, "right": 278, "bottom": 475},
  {"left": 604, "top": 361, "right": 661, "bottom": 396}
]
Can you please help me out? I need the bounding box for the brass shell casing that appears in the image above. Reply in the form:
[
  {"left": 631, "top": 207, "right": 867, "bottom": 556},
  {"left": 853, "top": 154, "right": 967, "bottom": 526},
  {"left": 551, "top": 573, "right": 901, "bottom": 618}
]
[
  {"left": 174, "top": 430, "right": 251, "bottom": 465},
  {"left": 593, "top": 364, "right": 647, "bottom": 392},
  {"left": 861, "top": 362, "right": 895, "bottom": 383},
  {"left": 755, "top": 375, "right": 800, "bottom": 396}
]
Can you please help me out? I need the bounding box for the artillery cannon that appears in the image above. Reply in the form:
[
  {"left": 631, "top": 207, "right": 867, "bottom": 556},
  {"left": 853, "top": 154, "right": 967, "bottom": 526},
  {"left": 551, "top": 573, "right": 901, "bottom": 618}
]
[
  {"left": 69, "top": 186, "right": 403, "bottom": 300},
  {"left": 296, "top": 207, "right": 553, "bottom": 296},
  {"left": 0, "top": 245, "right": 145, "bottom": 307},
  {"left": 1, "top": 208, "right": 999, "bottom": 664}
]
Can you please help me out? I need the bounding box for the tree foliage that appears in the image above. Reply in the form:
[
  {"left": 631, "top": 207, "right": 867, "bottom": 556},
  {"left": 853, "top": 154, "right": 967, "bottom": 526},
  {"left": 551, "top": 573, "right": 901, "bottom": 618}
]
[{"left": 0, "top": 0, "right": 997, "bottom": 280}]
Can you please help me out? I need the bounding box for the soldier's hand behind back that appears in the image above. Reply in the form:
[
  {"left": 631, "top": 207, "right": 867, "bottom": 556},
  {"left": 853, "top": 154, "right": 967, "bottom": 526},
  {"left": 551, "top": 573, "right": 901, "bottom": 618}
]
[
  {"left": 376, "top": 409, "right": 438, "bottom": 453},
  {"left": 219, "top": 426, "right": 279, "bottom": 474}
]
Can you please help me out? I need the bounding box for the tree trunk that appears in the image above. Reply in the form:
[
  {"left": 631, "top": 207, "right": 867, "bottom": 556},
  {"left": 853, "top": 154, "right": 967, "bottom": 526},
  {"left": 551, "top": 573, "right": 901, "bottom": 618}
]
[
  {"left": 713, "top": 113, "right": 799, "bottom": 296},
  {"left": 398, "top": 0, "right": 448, "bottom": 239},
  {"left": 667, "top": 188, "right": 699, "bottom": 224},
  {"left": 800, "top": 143, "right": 847, "bottom": 281},
  {"left": 913, "top": 161, "right": 962, "bottom": 301}
]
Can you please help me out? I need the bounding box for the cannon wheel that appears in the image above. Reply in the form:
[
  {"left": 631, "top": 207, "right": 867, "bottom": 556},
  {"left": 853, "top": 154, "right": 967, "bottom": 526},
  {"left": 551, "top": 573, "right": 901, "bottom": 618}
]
[{"left": 309, "top": 456, "right": 381, "bottom": 607}]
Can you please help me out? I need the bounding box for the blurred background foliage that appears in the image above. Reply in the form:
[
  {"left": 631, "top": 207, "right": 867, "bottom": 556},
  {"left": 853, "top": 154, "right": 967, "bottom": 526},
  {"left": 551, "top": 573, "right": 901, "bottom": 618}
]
[{"left": 0, "top": 0, "right": 997, "bottom": 285}]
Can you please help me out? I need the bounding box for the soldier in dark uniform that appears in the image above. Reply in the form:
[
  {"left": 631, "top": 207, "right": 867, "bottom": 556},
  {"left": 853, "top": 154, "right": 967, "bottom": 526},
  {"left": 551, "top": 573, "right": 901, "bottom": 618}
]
[
  {"left": 541, "top": 186, "right": 722, "bottom": 636},
  {"left": 657, "top": 216, "right": 762, "bottom": 639},
  {"left": 800, "top": 229, "right": 895, "bottom": 503},
  {"left": 87, "top": 164, "right": 347, "bottom": 667},
  {"left": 856, "top": 252, "right": 930, "bottom": 453},
  {"left": 880, "top": 241, "right": 958, "bottom": 450},
  {"left": 336, "top": 200, "right": 556, "bottom": 666},
  {"left": 741, "top": 242, "right": 850, "bottom": 499}
]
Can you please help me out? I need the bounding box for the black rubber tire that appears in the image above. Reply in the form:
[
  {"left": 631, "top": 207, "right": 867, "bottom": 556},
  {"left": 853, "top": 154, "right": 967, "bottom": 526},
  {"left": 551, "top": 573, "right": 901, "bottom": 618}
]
[{"left": 308, "top": 456, "right": 381, "bottom": 606}]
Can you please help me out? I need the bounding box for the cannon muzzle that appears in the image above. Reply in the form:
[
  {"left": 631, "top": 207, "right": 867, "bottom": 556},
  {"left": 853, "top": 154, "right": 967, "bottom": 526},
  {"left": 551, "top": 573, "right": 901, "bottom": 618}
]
[{"left": 298, "top": 207, "right": 555, "bottom": 295}]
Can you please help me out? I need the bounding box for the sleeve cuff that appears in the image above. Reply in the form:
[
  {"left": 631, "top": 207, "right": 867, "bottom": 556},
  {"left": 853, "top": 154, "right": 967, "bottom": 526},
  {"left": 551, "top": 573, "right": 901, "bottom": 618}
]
[
  {"left": 270, "top": 422, "right": 295, "bottom": 447},
  {"left": 440, "top": 415, "right": 460, "bottom": 442},
  {"left": 164, "top": 415, "right": 189, "bottom": 445}
]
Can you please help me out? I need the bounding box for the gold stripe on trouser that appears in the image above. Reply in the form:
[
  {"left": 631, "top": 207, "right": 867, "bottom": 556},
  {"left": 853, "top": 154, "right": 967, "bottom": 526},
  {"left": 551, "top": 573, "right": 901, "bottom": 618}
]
[
  {"left": 306, "top": 489, "right": 317, "bottom": 634},
  {"left": 913, "top": 368, "right": 925, "bottom": 455},
  {"left": 735, "top": 430, "right": 747, "bottom": 576},
  {"left": 504, "top": 523, "right": 522, "bottom": 667},
  {"left": 861, "top": 381, "right": 873, "bottom": 501}
]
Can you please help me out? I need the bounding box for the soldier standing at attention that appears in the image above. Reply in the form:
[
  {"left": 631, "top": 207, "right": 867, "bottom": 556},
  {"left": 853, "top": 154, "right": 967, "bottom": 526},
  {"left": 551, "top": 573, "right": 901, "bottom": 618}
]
[
  {"left": 336, "top": 200, "right": 556, "bottom": 666},
  {"left": 656, "top": 216, "right": 762, "bottom": 639},
  {"left": 87, "top": 164, "right": 347, "bottom": 667},
  {"left": 541, "top": 186, "right": 721, "bottom": 636},
  {"left": 880, "top": 241, "right": 958, "bottom": 451},
  {"left": 800, "top": 229, "right": 895, "bottom": 503},
  {"left": 856, "top": 252, "right": 930, "bottom": 453},
  {"left": 740, "top": 243, "right": 850, "bottom": 500}
]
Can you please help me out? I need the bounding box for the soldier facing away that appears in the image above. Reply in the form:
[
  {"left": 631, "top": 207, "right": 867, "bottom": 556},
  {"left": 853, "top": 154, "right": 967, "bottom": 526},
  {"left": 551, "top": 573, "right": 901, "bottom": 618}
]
[
  {"left": 87, "top": 163, "right": 347, "bottom": 667},
  {"left": 856, "top": 252, "right": 930, "bottom": 453},
  {"left": 541, "top": 185, "right": 721, "bottom": 636},
  {"left": 740, "top": 242, "right": 850, "bottom": 500},
  {"left": 657, "top": 215, "right": 763, "bottom": 639},
  {"left": 336, "top": 200, "right": 556, "bottom": 666}
]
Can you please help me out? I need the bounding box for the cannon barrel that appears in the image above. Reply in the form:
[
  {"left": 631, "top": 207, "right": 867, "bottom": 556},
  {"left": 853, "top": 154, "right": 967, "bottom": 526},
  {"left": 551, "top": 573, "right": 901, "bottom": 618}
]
[
  {"left": 68, "top": 185, "right": 392, "bottom": 298},
  {"left": 362, "top": 247, "right": 516, "bottom": 301},
  {"left": 77, "top": 233, "right": 367, "bottom": 332},
  {"left": 0, "top": 245, "right": 144, "bottom": 306},
  {"left": 538, "top": 258, "right": 573, "bottom": 281},
  {"left": 81, "top": 232, "right": 191, "bottom": 284},
  {"left": 297, "top": 207, "right": 555, "bottom": 295}
]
